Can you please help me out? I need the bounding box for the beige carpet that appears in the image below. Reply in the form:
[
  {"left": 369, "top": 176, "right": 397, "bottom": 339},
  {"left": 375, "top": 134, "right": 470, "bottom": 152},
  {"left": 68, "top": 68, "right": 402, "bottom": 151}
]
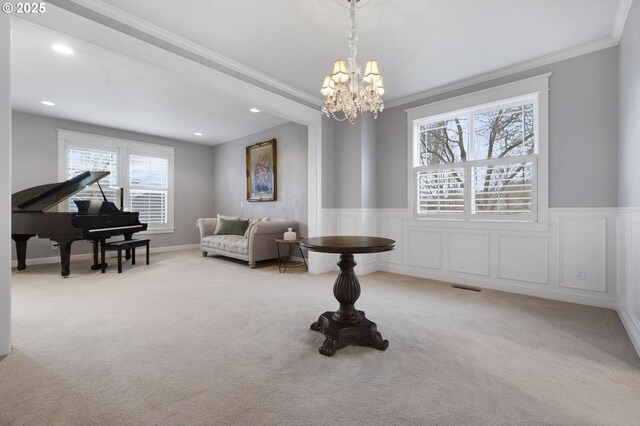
[{"left": 1, "top": 249, "right": 639, "bottom": 426}]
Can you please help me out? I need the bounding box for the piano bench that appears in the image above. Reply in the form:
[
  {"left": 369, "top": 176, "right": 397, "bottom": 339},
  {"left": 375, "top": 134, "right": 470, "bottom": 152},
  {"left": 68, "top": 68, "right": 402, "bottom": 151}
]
[{"left": 101, "top": 239, "right": 150, "bottom": 273}]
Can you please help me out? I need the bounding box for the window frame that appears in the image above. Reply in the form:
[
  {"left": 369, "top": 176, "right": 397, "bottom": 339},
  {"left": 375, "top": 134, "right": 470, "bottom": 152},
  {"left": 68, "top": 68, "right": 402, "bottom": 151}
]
[
  {"left": 406, "top": 73, "right": 550, "bottom": 226},
  {"left": 57, "top": 129, "right": 175, "bottom": 234}
]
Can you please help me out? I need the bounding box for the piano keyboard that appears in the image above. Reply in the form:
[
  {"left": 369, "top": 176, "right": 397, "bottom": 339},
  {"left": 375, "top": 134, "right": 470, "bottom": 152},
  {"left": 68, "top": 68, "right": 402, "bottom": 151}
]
[{"left": 87, "top": 225, "right": 143, "bottom": 233}]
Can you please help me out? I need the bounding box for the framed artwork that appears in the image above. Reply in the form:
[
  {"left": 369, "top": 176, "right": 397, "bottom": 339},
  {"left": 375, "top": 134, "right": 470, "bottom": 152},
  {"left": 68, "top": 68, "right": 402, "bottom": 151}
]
[{"left": 246, "top": 139, "right": 277, "bottom": 202}]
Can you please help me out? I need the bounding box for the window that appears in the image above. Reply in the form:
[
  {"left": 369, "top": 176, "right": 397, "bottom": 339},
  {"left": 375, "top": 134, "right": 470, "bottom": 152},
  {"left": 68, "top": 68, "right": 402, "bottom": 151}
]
[
  {"left": 58, "top": 130, "right": 175, "bottom": 232},
  {"left": 129, "top": 154, "right": 169, "bottom": 225},
  {"left": 408, "top": 74, "right": 549, "bottom": 223},
  {"left": 65, "top": 146, "right": 119, "bottom": 211}
]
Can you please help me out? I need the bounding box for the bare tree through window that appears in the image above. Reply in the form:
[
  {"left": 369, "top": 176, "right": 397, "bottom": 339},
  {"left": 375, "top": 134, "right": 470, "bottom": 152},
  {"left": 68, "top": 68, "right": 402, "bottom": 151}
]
[{"left": 415, "top": 100, "right": 536, "bottom": 217}]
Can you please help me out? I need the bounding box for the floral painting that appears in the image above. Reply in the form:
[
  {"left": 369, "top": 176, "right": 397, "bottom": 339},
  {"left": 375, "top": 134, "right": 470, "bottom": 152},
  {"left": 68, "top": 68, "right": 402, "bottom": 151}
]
[{"left": 246, "top": 139, "right": 277, "bottom": 202}]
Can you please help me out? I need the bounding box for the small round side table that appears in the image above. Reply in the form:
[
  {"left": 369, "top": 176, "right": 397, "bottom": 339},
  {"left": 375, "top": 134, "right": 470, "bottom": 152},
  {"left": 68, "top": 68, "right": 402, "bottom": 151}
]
[{"left": 275, "top": 238, "right": 308, "bottom": 273}]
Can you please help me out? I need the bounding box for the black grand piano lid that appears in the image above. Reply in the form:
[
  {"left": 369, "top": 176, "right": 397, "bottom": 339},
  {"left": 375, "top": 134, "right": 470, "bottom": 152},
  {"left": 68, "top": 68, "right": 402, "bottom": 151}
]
[{"left": 12, "top": 171, "right": 111, "bottom": 212}]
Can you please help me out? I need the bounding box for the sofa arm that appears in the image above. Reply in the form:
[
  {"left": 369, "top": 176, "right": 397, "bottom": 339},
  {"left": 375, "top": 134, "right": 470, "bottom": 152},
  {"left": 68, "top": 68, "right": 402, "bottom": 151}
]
[
  {"left": 196, "top": 218, "right": 218, "bottom": 239},
  {"left": 247, "top": 220, "right": 297, "bottom": 263}
]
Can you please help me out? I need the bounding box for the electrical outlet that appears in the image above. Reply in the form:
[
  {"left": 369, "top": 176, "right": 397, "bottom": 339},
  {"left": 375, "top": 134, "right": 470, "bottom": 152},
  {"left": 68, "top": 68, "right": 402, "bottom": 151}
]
[
  {"left": 576, "top": 269, "right": 585, "bottom": 280},
  {"left": 51, "top": 243, "right": 59, "bottom": 251}
]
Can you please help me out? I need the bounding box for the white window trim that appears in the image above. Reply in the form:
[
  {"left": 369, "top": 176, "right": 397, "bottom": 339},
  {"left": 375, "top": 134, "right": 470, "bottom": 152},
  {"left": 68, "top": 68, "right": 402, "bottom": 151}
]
[
  {"left": 406, "top": 73, "right": 550, "bottom": 230},
  {"left": 57, "top": 129, "right": 175, "bottom": 234}
]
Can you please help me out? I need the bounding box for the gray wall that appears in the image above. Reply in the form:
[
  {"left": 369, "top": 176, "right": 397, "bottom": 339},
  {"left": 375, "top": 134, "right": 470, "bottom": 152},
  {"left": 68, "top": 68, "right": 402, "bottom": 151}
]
[
  {"left": 619, "top": 1, "right": 640, "bottom": 207},
  {"left": 333, "top": 119, "right": 363, "bottom": 209},
  {"left": 210, "top": 122, "right": 308, "bottom": 237},
  {"left": 361, "top": 113, "right": 377, "bottom": 209},
  {"left": 376, "top": 105, "right": 407, "bottom": 208},
  {"left": 374, "top": 46, "right": 620, "bottom": 208},
  {"left": 328, "top": 113, "right": 378, "bottom": 209},
  {"left": 11, "top": 111, "right": 216, "bottom": 260},
  {"left": 321, "top": 116, "right": 335, "bottom": 208}
]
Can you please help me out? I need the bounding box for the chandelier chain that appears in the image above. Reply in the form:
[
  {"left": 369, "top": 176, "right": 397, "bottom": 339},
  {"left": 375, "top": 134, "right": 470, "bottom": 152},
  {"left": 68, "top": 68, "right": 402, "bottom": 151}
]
[{"left": 348, "top": 0, "right": 358, "bottom": 71}]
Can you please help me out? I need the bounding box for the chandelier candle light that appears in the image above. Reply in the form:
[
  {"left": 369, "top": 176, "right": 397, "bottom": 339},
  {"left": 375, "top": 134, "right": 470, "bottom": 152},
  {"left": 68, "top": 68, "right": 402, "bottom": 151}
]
[{"left": 321, "top": 0, "right": 384, "bottom": 123}]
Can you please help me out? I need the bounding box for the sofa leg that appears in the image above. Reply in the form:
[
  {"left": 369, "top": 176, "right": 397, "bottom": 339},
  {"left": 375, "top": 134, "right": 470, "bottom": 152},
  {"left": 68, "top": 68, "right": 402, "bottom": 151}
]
[
  {"left": 202, "top": 251, "right": 208, "bottom": 257},
  {"left": 249, "top": 261, "right": 256, "bottom": 269}
]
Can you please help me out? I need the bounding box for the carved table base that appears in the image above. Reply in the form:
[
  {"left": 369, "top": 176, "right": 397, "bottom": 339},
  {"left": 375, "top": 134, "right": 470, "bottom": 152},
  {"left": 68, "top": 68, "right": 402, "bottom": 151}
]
[
  {"left": 300, "top": 239, "right": 396, "bottom": 358},
  {"left": 311, "top": 310, "right": 389, "bottom": 356}
]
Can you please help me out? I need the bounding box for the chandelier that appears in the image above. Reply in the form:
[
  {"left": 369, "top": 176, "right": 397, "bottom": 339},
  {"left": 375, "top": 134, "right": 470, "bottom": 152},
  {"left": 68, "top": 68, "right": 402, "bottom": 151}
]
[{"left": 321, "top": 0, "right": 384, "bottom": 123}]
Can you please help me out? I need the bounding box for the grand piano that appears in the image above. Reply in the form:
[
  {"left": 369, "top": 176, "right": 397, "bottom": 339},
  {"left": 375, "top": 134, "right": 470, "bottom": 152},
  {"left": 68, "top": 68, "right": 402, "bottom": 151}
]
[{"left": 11, "top": 171, "right": 147, "bottom": 277}]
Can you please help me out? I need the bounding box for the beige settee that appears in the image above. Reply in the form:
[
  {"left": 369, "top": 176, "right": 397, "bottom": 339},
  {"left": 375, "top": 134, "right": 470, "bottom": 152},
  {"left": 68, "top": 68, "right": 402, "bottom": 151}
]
[{"left": 196, "top": 217, "right": 297, "bottom": 268}]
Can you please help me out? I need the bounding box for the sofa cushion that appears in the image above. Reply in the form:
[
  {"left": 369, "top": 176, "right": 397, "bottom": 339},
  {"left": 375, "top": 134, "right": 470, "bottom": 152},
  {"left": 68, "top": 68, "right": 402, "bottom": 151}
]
[
  {"left": 217, "top": 218, "right": 249, "bottom": 236},
  {"left": 202, "top": 235, "right": 248, "bottom": 255},
  {"left": 214, "top": 214, "right": 241, "bottom": 234}
]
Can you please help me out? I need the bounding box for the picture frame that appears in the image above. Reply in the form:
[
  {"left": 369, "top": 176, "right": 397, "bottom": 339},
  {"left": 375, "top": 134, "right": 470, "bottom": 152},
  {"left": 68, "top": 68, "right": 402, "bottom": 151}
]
[{"left": 246, "top": 139, "right": 277, "bottom": 202}]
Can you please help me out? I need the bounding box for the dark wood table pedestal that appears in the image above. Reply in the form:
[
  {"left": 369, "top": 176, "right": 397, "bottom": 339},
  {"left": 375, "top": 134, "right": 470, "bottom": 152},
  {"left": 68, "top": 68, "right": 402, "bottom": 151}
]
[
  {"left": 310, "top": 254, "right": 388, "bottom": 356},
  {"left": 301, "top": 236, "right": 396, "bottom": 357}
]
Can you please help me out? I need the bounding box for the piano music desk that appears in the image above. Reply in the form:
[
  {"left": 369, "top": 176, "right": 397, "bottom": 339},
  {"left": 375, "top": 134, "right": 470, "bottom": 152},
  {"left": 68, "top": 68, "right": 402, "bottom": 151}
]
[{"left": 101, "top": 239, "right": 150, "bottom": 273}]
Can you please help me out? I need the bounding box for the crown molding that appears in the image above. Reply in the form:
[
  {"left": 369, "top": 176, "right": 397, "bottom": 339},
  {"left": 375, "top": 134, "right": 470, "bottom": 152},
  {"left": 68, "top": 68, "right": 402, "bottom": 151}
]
[
  {"left": 68, "top": 0, "right": 628, "bottom": 114},
  {"left": 69, "top": 0, "right": 322, "bottom": 107},
  {"left": 613, "top": 0, "right": 634, "bottom": 41},
  {"left": 384, "top": 36, "right": 618, "bottom": 109}
]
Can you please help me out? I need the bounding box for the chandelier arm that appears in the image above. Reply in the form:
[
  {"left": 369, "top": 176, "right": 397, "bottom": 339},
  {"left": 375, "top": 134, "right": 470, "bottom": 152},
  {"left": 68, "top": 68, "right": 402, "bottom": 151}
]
[{"left": 331, "top": 111, "right": 348, "bottom": 122}]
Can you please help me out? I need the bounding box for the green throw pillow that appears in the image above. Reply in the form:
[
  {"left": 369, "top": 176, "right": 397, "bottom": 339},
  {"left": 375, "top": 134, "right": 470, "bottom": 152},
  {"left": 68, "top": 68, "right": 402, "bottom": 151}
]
[{"left": 216, "top": 218, "right": 249, "bottom": 236}]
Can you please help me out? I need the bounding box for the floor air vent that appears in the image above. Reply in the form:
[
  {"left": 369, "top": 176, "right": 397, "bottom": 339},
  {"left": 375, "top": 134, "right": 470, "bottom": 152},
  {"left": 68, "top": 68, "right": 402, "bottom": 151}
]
[{"left": 452, "top": 285, "right": 482, "bottom": 292}]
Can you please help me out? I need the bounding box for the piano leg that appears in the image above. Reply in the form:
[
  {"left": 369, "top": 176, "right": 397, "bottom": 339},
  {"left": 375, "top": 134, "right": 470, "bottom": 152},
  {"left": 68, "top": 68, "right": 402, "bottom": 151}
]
[
  {"left": 12, "top": 234, "right": 33, "bottom": 271},
  {"left": 90, "top": 239, "right": 106, "bottom": 270},
  {"left": 55, "top": 240, "right": 74, "bottom": 277}
]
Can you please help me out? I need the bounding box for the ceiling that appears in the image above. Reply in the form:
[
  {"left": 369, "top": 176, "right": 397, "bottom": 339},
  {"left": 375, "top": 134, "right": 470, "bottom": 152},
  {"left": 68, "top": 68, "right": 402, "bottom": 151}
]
[
  {"left": 87, "top": 0, "right": 626, "bottom": 104},
  {"left": 12, "top": 0, "right": 628, "bottom": 144},
  {"left": 11, "top": 20, "right": 288, "bottom": 145}
]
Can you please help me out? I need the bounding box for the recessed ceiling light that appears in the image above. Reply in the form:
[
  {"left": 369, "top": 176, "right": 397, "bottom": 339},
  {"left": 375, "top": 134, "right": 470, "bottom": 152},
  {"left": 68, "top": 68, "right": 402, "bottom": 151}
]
[
  {"left": 249, "top": 108, "right": 260, "bottom": 113},
  {"left": 194, "top": 132, "right": 203, "bottom": 136},
  {"left": 52, "top": 44, "right": 74, "bottom": 55},
  {"left": 40, "top": 100, "right": 55, "bottom": 106}
]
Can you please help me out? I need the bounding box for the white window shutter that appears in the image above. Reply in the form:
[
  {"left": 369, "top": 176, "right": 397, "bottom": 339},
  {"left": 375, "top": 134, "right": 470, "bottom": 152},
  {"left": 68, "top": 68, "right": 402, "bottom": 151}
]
[
  {"left": 473, "top": 161, "right": 534, "bottom": 214},
  {"left": 416, "top": 168, "right": 465, "bottom": 215}
]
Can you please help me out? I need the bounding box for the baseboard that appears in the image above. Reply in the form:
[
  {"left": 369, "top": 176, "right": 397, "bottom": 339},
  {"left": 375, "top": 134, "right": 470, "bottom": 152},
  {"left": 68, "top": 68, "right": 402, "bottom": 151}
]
[
  {"left": 617, "top": 303, "right": 640, "bottom": 357},
  {"left": 11, "top": 253, "right": 93, "bottom": 268},
  {"left": 11, "top": 243, "right": 200, "bottom": 268},
  {"left": 356, "top": 261, "right": 379, "bottom": 276},
  {"left": 148, "top": 243, "right": 200, "bottom": 253},
  {"left": 379, "top": 263, "right": 617, "bottom": 309}
]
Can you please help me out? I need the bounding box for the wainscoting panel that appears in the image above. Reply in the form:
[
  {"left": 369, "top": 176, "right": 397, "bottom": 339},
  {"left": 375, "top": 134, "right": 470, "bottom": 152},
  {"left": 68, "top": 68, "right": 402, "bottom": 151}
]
[
  {"left": 406, "top": 230, "right": 442, "bottom": 270},
  {"left": 497, "top": 234, "right": 548, "bottom": 284},
  {"left": 617, "top": 209, "right": 640, "bottom": 357},
  {"left": 361, "top": 212, "right": 378, "bottom": 266},
  {"left": 336, "top": 214, "right": 358, "bottom": 236},
  {"left": 322, "top": 208, "right": 617, "bottom": 308},
  {"left": 317, "top": 209, "right": 339, "bottom": 272},
  {"left": 631, "top": 223, "right": 640, "bottom": 320},
  {"left": 378, "top": 212, "right": 404, "bottom": 265},
  {"left": 447, "top": 231, "right": 490, "bottom": 276},
  {"left": 558, "top": 217, "right": 607, "bottom": 292},
  {"left": 321, "top": 210, "right": 335, "bottom": 239}
]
